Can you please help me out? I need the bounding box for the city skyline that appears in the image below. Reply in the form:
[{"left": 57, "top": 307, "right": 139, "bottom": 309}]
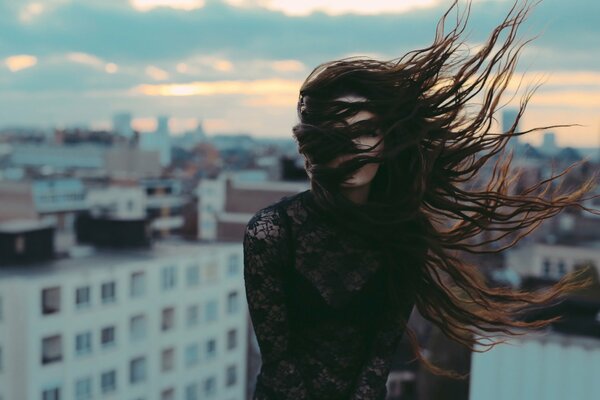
[{"left": 1, "top": 0, "right": 599, "bottom": 147}]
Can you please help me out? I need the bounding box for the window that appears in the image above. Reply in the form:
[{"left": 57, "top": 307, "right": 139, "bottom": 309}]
[
  {"left": 161, "top": 307, "right": 175, "bottom": 331},
  {"left": 204, "top": 300, "right": 218, "bottom": 322},
  {"left": 184, "top": 343, "right": 199, "bottom": 367},
  {"left": 542, "top": 258, "right": 551, "bottom": 276},
  {"left": 203, "top": 376, "right": 216, "bottom": 397},
  {"left": 74, "top": 376, "right": 92, "bottom": 400},
  {"left": 185, "top": 383, "right": 199, "bottom": 400},
  {"left": 75, "top": 331, "right": 92, "bottom": 356},
  {"left": 186, "top": 263, "right": 200, "bottom": 287},
  {"left": 100, "top": 369, "right": 116, "bottom": 394},
  {"left": 161, "top": 265, "right": 176, "bottom": 291},
  {"left": 42, "top": 387, "right": 60, "bottom": 400},
  {"left": 41, "top": 334, "right": 62, "bottom": 365},
  {"left": 205, "top": 338, "right": 216, "bottom": 360},
  {"left": 130, "top": 271, "right": 146, "bottom": 298},
  {"left": 75, "top": 286, "right": 91, "bottom": 309},
  {"left": 226, "top": 291, "right": 239, "bottom": 314},
  {"left": 101, "top": 281, "right": 116, "bottom": 304},
  {"left": 41, "top": 286, "right": 61, "bottom": 315},
  {"left": 226, "top": 329, "right": 237, "bottom": 351},
  {"left": 100, "top": 326, "right": 116, "bottom": 348},
  {"left": 130, "top": 314, "right": 147, "bottom": 341},
  {"left": 186, "top": 304, "right": 199, "bottom": 327},
  {"left": 161, "top": 348, "right": 175, "bottom": 372},
  {"left": 558, "top": 260, "right": 567, "bottom": 275},
  {"left": 227, "top": 254, "right": 240, "bottom": 277},
  {"left": 130, "top": 356, "right": 147, "bottom": 384},
  {"left": 225, "top": 365, "right": 237, "bottom": 387},
  {"left": 161, "top": 388, "right": 175, "bottom": 400}
]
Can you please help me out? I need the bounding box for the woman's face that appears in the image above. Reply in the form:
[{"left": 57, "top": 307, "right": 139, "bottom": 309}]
[{"left": 326, "top": 104, "right": 384, "bottom": 187}]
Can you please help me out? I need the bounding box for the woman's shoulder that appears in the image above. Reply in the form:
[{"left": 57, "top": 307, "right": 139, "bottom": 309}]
[
  {"left": 248, "top": 190, "right": 310, "bottom": 223},
  {"left": 244, "top": 190, "right": 309, "bottom": 239},
  {"left": 276, "top": 189, "right": 311, "bottom": 210}
]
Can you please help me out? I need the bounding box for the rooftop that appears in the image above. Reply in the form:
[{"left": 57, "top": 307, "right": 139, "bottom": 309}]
[{"left": 0, "top": 237, "right": 238, "bottom": 279}]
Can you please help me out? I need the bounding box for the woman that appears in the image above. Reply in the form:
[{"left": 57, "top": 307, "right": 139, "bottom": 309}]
[{"left": 243, "top": 0, "right": 599, "bottom": 399}]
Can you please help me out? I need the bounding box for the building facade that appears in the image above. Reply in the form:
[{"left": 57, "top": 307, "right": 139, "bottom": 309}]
[
  {"left": 0, "top": 240, "right": 247, "bottom": 400},
  {"left": 470, "top": 331, "right": 600, "bottom": 400}
]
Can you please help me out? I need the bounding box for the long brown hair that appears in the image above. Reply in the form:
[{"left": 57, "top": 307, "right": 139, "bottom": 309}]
[{"left": 292, "top": 0, "right": 599, "bottom": 378}]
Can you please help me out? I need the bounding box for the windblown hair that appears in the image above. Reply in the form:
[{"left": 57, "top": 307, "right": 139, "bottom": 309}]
[{"left": 291, "top": 0, "right": 599, "bottom": 378}]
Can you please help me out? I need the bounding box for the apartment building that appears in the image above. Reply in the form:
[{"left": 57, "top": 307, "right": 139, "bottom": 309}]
[
  {"left": 470, "top": 330, "right": 600, "bottom": 400},
  {"left": 506, "top": 241, "right": 600, "bottom": 280},
  {"left": 0, "top": 239, "right": 247, "bottom": 400}
]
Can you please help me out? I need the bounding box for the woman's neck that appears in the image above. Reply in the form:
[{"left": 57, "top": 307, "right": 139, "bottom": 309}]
[{"left": 339, "top": 183, "right": 371, "bottom": 205}]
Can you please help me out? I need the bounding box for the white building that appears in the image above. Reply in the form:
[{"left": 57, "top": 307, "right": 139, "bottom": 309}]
[
  {"left": 470, "top": 330, "right": 600, "bottom": 400},
  {"left": 86, "top": 186, "right": 146, "bottom": 220},
  {"left": 139, "top": 178, "right": 188, "bottom": 235},
  {"left": 196, "top": 173, "right": 308, "bottom": 241},
  {"left": 0, "top": 240, "right": 247, "bottom": 400},
  {"left": 506, "top": 241, "right": 600, "bottom": 280}
]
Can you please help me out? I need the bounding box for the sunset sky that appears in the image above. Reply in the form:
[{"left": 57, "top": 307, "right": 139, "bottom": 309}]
[{"left": 1, "top": 0, "right": 599, "bottom": 147}]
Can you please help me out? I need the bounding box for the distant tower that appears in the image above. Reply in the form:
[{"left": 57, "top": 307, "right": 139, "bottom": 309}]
[
  {"left": 541, "top": 131, "right": 558, "bottom": 156},
  {"left": 194, "top": 120, "right": 206, "bottom": 140},
  {"left": 112, "top": 112, "right": 134, "bottom": 137},
  {"left": 156, "top": 116, "right": 169, "bottom": 135},
  {"left": 502, "top": 108, "right": 521, "bottom": 154},
  {"left": 155, "top": 115, "right": 171, "bottom": 166},
  {"left": 138, "top": 115, "right": 172, "bottom": 167}
]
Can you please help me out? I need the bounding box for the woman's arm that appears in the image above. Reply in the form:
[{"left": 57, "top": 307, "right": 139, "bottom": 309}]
[
  {"left": 348, "top": 302, "right": 413, "bottom": 400},
  {"left": 243, "top": 205, "right": 313, "bottom": 400}
]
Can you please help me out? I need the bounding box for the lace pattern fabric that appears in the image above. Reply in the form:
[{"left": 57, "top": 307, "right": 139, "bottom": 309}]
[{"left": 244, "top": 190, "right": 414, "bottom": 399}]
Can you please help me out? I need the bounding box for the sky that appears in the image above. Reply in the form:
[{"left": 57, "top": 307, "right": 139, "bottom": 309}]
[{"left": 1, "top": 0, "right": 599, "bottom": 147}]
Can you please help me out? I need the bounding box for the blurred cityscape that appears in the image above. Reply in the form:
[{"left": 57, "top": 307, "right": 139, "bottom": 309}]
[{"left": 0, "top": 107, "right": 598, "bottom": 400}]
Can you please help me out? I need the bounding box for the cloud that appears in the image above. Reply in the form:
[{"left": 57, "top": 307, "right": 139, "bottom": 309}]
[
  {"left": 223, "top": 0, "right": 440, "bottom": 16},
  {"left": 130, "top": 78, "right": 300, "bottom": 96},
  {"left": 105, "top": 63, "right": 118, "bottom": 73},
  {"left": 270, "top": 60, "right": 305, "bottom": 73},
  {"left": 5, "top": 55, "right": 38, "bottom": 72},
  {"left": 1, "top": 0, "right": 598, "bottom": 70},
  {"left": 129, "top": 0, "right": 206, "bottom": 12},
  {"left": 170, "top": 56, "right": 236, "bottom": 76},
  {"left": 19, "top": 2, "right": 45, "bottom": 23},
  {"left": 527, "top": 90, "right": 600, "bottom": 109},
  {"left": 66, "top": 52, "right": 106, "bottom": 68},
  {"left": 507, "top": 71, "right": 600, "bottom": 91},
  {"left": 213, "top": 59, "right": 234, "bottom": 72},
  {"left": 145, "top": 65, "right": 170, "bottom": 81},
  {"left": 242, "top": 93, "right": 298, "bottom": 107}
]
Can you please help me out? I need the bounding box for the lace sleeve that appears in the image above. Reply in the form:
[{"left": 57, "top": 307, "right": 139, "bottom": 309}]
[
  {"left": 243, "top": 205, "right": 313, "bottom": 400},
  {"left": 348, "top": 304, "right": 410, "bottom": 400}
]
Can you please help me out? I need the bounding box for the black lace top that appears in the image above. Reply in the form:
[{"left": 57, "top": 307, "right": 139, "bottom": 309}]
[{"left": 243, "top": 189, "right": 415, "bottom": 400}]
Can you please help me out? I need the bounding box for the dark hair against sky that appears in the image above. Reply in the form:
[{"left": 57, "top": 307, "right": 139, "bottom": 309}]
[{"left": 292, "top": 0, "right": 599, "bottom": 377}]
